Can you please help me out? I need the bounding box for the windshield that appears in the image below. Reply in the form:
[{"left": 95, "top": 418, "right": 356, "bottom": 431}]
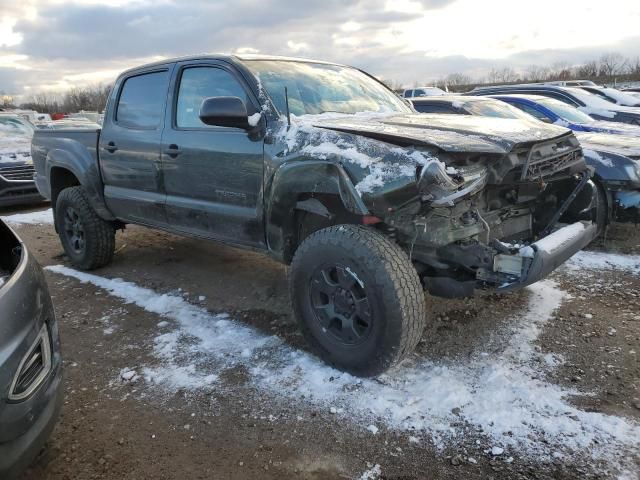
[
  {"left": 564, "top": 87, "right": 623, "bottom": 109},
  {"left": 0, "top": 116, "right": 35, "bottom": 138},
  {"left": 535, "top": 97, "right": 594, "bottom": 123},
  {"left": 244, "top": 60, "right": 411, "bottom": 116},
  {"left": 599, "top": 88, "right": 640, "bottom": 105},
  {"left": 463, "top": 99, "right": 529, "bottom": 119}
]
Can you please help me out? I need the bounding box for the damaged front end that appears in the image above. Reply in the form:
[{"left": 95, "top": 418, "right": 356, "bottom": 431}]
[{"left": 377, "top": 133, "right": 599, "bottom": 298}]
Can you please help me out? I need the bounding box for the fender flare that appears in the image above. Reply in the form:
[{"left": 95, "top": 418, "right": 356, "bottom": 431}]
[
  {"left": 46, "top": 144, "right": 115, "bottom": 221},
  {"left": 265, "top": 160, "right": 368, "bottom": 262}
]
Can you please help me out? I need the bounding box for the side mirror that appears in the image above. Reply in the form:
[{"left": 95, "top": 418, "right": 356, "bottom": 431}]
[{"left": 199, "top": 96, "right": 250, "bottom": 129}]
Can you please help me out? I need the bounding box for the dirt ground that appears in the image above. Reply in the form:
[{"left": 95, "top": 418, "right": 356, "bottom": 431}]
[{"left": 3, "top": 205, "right": 639, "bottom": 480}]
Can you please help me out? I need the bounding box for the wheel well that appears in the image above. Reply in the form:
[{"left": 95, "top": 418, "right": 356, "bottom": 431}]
[
  {"left": 284, "top": 193, "right": 363, "bottom": 264},
  {"left": 50, "top": 167, "right": 80, "bottom": 208}
]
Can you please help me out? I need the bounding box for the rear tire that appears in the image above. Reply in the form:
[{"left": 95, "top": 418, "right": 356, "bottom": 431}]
[
  {"left": 289, "top": 224, "right": 426, "bottom": 376},
  {"left": 55, "top": 186, "right": 115, "bottom": 270}
]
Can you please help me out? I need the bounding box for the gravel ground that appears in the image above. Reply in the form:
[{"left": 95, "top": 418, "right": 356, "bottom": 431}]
[{"left": 2, "top": 205, "right": 639, "bottom": 480}]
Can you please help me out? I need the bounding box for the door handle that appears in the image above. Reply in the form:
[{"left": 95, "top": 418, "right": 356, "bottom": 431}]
[
  {"left": 164, "top": 144, "right": 182, "bottom": 158},
  {"left": 105, "top": 141, "right": 118, "bottom": 153}
]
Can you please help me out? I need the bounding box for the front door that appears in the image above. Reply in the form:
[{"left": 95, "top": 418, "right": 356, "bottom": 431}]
[{"left": 161, "top": 62, "right": 264, "bottom": 247}]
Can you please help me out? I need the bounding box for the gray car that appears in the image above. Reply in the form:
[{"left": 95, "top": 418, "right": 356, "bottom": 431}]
[{"left": 0, "top": 219, "right": 63, "bottom": 479}]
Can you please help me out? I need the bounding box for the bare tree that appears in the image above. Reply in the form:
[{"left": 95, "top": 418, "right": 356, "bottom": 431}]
[
  {"left": 523, "top": 65, "right": 550, "bottom": 82},
  {"left": 62, "top": 84, "right": 111, "bottom": 112},
  {"left": 599, "top": 53, "right": 626, "bottom": 77},
  {"left": 442, "top": 72, "right": 473, "bottom": 86},
  {"left": 575, "top": 60, "right": 599, "bottom": 78},
  {"left": 626, "top": 57, "right": 640, "bottom": 75}
]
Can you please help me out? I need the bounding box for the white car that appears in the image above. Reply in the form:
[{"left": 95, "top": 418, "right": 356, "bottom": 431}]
[
  {"left": 402, "top": 87, "right": 447, "bottom": 98},
  {"left": 577, "top": 86, "right": 640, "bottom": 107}
]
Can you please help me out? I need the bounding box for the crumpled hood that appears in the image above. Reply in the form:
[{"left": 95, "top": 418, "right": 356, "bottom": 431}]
[
  {"left": 576, "top": 132, "right": 640, "bottom": 159},
  {"left": 312, "top": 113, "right": 571, "bottom": 154}
]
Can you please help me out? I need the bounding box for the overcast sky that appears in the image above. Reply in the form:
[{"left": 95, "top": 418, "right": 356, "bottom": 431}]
[{"left": 1, "top": 0, "right": 639, "bottom": 101}]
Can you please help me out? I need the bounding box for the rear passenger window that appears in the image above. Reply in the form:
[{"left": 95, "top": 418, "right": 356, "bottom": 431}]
[
  {"left": 176, "top": 67, "right": 249, "bottom": 128},
  {"left": 116, "top": 71, "right": 169, "bottom": 129}
]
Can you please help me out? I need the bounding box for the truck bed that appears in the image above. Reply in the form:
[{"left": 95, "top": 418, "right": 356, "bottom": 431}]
[{"left": 31, "top": 128, "right": 101, "bottom": 201}]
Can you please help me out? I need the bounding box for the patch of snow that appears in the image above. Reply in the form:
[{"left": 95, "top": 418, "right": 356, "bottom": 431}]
[
  {"left": 580, "top": 107, "right": 616, "bottom": 119},
  {"left": 45, "top": 266, "right": 640, "bottom": 472},
  {"left": 359, "top": 464, "right": 382, "bottom": 480},
  {"left": 366, "top": 425, "right": 379, "bottom": 435},
  {"left": 564, "top": 251, "right": 640, "bottom": 276},
  {"left": 247, "top": 112, "right": 261, "bottom": 127},
  {"left": 1, "top": 209, "right": 52, "bottom": 225},
  {"left": 491, "top": 446, "right": 504, "bottom": 456}
]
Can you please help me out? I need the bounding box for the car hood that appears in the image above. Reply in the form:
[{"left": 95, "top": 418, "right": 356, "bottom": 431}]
[
  {"left": 0, "top": 134, "right": 33, "bottom": 167},
  {"left": 586, "top": 120, "right": 640, "bottom": 136},
  {"left": 310, "top": 113, "right": 571, "bottom": 154},
  {"left": 576, "top": 132, "right": 640, "bottom": 158}
]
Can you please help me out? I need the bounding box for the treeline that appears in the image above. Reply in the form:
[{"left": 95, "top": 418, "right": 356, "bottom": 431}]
[
  {"left": 437, "top": 53, "right": 640, "bottom": 92},
  {"left": 12, "top": 84, "right": 111, "bottom": 113},
  {"left": 383, "top": 52, "right": 640, "bottom": 93}
]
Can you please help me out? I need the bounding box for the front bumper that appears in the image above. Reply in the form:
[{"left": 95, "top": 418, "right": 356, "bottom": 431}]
[
  {"left": 0, "top": 173, "right": 45, "bottom": 208},
  {"left": 0, "top": 221, "right": 63, "bottom": 479},
  {"left": 496, "top": 221, "right": 598, "bottom": 291}
]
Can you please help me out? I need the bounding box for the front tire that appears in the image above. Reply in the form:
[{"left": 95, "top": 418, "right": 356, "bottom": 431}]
[
  {"left": 55, "top": 186, "right": 115, "bottom": 270},
  {"left": 289, "top": 224, "right": 426, "bottom": 376}
]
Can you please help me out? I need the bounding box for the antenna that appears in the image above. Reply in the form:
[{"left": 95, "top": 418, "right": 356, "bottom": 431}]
[{"left": 284, "top": 86, "right": 291, "bottom": 126}]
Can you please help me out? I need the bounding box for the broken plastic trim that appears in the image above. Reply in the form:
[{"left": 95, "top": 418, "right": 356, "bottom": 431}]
[{"left": 418, "top": 161, "right": 487, "bottom": 207}]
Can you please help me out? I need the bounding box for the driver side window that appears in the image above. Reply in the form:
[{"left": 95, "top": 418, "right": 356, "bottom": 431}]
[{"left": 176, "top": 67, "right": 249, "bottom": 128}]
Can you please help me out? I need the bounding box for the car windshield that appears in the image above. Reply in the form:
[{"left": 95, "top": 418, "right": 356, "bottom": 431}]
[
  {"left": 599, "top": 88, "right": 640, "bottom": 105},
  {"left": 463, "top": 99, "right": 528, "bottom": 119},
  {"left": 0, "top": 116, "right": 35, "bottom": 138},
  {"left": 564, "top": 87, "right": 622, "bottom": 109},
  {"left": 244, "top": 60, "right": 411, "bottom": 116},
  {"left": 535, "top": 97, "right": 594, "bottom": 123}
]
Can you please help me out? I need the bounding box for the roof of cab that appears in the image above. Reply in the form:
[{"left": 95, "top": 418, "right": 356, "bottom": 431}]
[{"left": 118, "top": 53, "right": 344, "bottom": 77}]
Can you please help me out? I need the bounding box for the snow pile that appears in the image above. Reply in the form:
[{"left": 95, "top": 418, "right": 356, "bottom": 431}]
[
  {"left": 564, "top": 251, "right": 640, "bottom": 276},
  {"left": 1, "top": 209, "right": 52, "bottom": 225},
  {"left": 45, "top": 265, "right": 640, "bottom": 471}
]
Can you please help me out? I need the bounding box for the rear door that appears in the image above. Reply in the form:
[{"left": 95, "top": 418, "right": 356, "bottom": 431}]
[
  {"left": 99, "top": 66, "right": 174, "bottom": 226},
  {"left": 160, "top": 60, "right": 265, "bottom": 247}
]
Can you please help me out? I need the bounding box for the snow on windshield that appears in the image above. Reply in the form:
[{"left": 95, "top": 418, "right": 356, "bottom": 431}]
[{"left": 536, "top": 97, "right": 594, "bottom": 124}]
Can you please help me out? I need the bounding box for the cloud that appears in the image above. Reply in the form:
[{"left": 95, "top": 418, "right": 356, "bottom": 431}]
[{"left": 1, "top": 0, "right": 639, "bottom": 100}]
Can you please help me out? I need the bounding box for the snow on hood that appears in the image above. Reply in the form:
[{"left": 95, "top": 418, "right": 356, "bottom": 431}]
[
  {"left": 586, "top": 120, "right": 640, "bottom": 136},
  {"left": 308, "top": 112, "right": 570, "bottom": 154},
  {"left": 277, "top": 112, "right": 446, "bottom": 194},
  {"left": 0, "top": 133, "right": 33, "bottom": 165},
  {"left": 576, "top": 132, "right": 640, "bottom": 158},
  {"left": 275, "top": 111, "right": 570, "bottom": 195}
]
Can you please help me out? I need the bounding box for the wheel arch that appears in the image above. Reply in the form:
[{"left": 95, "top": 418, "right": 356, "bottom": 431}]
[
  {"left": 46, "top": 148, "right": 115, "bottom": 221},
  {"left": 265, "top": 160, "right": 370, "bottom": 263}
]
